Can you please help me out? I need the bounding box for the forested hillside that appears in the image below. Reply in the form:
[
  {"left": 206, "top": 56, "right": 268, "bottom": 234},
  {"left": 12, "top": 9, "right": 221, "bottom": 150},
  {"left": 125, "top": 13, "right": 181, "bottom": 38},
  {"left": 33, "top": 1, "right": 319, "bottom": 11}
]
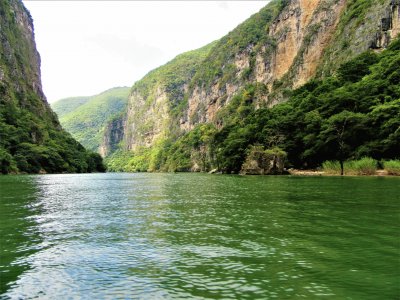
[
  {"left": 52, "top": 87, "right": 129, "bottom": 153},
  {"left": 0, "top": 0, "right": 105, "bottom": 174}
]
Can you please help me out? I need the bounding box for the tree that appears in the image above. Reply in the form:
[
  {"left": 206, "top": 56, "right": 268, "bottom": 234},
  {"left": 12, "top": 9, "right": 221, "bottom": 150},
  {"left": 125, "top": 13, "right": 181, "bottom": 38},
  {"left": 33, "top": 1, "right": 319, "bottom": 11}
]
[
  {"left": 319, "top": 111, "right": 367, "bottom": 175},
  {"left": 337, "top": 51, "right": 378, "bottom": 83}
]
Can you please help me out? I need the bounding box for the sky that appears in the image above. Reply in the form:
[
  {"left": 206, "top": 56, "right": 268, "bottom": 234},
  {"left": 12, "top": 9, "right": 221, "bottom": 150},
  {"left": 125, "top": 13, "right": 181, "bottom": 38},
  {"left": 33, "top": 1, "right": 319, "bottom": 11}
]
[{"left": 23, "top": 1, "right": 268, "bottom": 102}]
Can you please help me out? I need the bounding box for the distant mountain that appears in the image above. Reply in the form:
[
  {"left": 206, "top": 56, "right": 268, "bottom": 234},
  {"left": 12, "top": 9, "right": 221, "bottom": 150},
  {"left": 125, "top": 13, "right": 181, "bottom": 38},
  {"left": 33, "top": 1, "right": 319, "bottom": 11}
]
[
  {"left": 52, "top": 87, "right": 130, "bottom": 153},
  {"left": 52, "top": 96, "right": 91, "bottom": 116},
  {"left": 0, "top": 0, "right": 105, "bottom": 174}
]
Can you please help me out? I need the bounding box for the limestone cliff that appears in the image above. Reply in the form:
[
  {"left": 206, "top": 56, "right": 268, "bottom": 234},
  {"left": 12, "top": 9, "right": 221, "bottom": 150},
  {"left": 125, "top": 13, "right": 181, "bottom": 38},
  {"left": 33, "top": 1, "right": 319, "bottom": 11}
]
[
  {"left": 183, "top": 0, "right": 399, "bottom": 127},
  {"left": 107, "top": 0, "right": 399, "bottom": 159},
  {"left": 99, "top": 116, "right": 125, "bottom": 157},
  {"left": 122, "top": 44, "right": 214, "bottom": 152}
]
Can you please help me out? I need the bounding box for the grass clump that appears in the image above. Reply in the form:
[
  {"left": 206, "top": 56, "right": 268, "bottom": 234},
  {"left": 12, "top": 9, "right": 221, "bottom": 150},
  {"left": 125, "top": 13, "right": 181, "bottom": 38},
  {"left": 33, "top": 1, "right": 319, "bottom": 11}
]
[
  {"left": 322, "top": 157, "right": 377, "bottom": 175},
  {"left": 322, "top": 160, "right": 342, "bottom": 175},
  {"left": 383, "top": 160, "right": 400, "bottom": 175},
  {"left": 345, "top": 157, "right": 377, "bottom": 175}
]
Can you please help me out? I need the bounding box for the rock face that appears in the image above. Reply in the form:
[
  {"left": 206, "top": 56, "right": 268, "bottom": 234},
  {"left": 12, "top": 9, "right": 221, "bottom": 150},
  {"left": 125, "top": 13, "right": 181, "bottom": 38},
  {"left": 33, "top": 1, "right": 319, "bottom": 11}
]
[
  {"left": 105, "top": 0, "right": 400, "bottom": 158},
  {"left": 371, "top": 0, "right": 400, "bottom": 49},
  {"left": 99, "top": 116, "right": 125, "bottom": 157},
  {"left": 0, "top": 0, "right": 51, "bottom": 117},
  {"left": 122, "top": 45, "right": 213, "bottom": 152}
]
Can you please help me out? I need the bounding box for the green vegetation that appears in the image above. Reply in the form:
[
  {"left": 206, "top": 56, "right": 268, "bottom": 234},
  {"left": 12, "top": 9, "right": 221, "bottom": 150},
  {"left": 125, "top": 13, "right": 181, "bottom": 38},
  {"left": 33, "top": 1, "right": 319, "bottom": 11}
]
[
  {"left": 133, "top": 44, "right": 214, "bottom": 108},
  {"left": 321, "top": 160, "right": 343, "bottom": 175},
  {"left": 0, "top": 0, "right": 105, "bottom": 174},
  {"left": 383, "top": 160, "right": 400, "bottom": 175},
  {"left": 108, "top": 38, "right": 400, "bottom": 174},
  {"left": 52, "top": 87, "right": 130, "bottom": 152},
  {"left": 105, "top": 150, "right": 135, "bottom": 172},
  {"left": 0, "top": 94, "right": 106, "bottom": 174},
  {"left": 323, "top": 157, "right": 377, "bottom": 175}
]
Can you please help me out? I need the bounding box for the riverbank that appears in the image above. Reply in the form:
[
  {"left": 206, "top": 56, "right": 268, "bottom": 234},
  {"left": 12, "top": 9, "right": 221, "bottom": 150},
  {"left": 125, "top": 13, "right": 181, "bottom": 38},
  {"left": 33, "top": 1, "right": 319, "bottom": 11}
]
[{"left": 287, "top": 169, "right": 398, "bottom": 176}]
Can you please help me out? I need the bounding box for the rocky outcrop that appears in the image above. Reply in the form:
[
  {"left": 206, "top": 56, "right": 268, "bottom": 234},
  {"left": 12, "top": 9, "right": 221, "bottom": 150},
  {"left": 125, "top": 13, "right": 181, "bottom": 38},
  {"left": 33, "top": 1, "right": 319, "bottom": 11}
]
[
  {"left": 99, "top": 116, "right": 125, "bottom": 157},
  {"left": 371, "top": 0, "right": 400, "bottom": 49},
  {"left": 317, "top": 0, "right": 400, "bottom": 77},
  {"left": 124, "top": 87, "right": 172, "bottom": 151},
  {"left": 240, "top": 146, "right": 287, "bottom": 175}
]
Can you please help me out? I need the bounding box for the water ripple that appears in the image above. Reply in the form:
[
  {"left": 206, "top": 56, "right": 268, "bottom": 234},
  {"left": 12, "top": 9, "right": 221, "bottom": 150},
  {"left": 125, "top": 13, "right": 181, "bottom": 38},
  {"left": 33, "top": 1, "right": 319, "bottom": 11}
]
[{"left": 0, "top": 173, "right": 399, "bottom": 299}]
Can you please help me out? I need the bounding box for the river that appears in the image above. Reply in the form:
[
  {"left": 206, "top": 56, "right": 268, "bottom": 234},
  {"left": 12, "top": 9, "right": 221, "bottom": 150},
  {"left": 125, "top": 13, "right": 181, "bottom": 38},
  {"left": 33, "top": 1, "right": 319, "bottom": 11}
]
[{"left": 0, "top": 173, "right": 399, "bottom": 299}]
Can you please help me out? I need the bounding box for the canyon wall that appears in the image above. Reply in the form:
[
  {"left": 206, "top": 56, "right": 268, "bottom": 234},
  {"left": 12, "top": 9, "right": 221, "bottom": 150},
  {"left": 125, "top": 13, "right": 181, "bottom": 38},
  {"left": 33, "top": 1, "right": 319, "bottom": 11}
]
[{"left": 103, "top": 0, "right": 399, "bottom": 157}]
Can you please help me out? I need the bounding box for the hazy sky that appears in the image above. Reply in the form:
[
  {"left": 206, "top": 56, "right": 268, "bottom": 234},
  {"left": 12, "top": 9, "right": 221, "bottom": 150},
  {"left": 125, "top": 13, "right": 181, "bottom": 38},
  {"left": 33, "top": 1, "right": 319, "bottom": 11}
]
[{"left": 23, "top": 1, "right": 268, "bottom": 102}]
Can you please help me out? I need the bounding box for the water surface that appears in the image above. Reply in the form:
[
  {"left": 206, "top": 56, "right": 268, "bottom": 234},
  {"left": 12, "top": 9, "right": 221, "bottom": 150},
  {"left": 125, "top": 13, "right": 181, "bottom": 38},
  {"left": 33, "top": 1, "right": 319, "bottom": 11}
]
[{"left": 0, "top": 173, "right": 399, "bottom": 299}]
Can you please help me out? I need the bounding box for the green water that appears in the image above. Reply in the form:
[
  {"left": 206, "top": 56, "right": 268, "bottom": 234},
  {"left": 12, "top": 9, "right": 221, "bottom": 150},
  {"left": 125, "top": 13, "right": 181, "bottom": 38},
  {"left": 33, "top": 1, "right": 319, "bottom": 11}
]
[{"left": 0, "top": 173, "right": 399, "bottom": 299}]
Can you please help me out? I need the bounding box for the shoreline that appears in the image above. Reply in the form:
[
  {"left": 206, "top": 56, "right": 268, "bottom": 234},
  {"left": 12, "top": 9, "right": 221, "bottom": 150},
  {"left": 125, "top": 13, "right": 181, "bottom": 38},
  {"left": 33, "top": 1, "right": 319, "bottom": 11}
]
[
  {"left": 1, "top": 170, "right": 399, "bottom": 177},
  {"left": 287, "top": 169, "right": 399, "bottom": 177}
]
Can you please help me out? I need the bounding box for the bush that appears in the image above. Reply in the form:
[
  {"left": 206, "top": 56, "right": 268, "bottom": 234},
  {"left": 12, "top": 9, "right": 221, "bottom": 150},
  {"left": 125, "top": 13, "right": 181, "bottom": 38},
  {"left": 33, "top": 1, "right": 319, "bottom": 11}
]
[
  {"left": 383, "top": 160, "right": 400, "bottom": 175},
  {"left": 0, "top": 147, "right": 16, "bottom": 174}
]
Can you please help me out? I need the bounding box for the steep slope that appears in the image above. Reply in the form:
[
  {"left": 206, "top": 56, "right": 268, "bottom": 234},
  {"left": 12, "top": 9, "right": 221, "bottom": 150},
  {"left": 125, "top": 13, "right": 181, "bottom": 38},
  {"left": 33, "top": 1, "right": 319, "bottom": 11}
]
[
  {"left": 110, "top": 38, "right": 400, "bottom": 173},
  {"left": 182, "top": 0, "right": 400, "bottom": 125},
  {"left": 105, "top": 0, "right": 399, "bottom": 172},
  {"left": 52, "top": 87, "right": 130, "bottom": 153},
  {"left": 119, "top": 43, "right": 215, "bottom": 152},
  {"left": 0, "top": 0, "right": 104, "bottom": 174}
]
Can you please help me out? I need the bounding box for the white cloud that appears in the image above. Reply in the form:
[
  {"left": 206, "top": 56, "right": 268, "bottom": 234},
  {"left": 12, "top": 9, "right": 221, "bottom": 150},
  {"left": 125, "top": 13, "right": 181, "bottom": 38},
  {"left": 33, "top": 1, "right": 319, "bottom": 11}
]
[{"left": 23, "top": 1, "right": 268, "bottom": 102}]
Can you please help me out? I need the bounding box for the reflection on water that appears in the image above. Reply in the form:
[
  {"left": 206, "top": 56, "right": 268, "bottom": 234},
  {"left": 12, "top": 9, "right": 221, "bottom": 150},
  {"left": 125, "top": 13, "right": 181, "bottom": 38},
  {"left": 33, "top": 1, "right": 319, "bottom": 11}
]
[
  {"left": 0, "top": 176, "right": 42, "bottom": 295},
  {"left": 0, "top": 173, "right": 399, "bottom": 299}
]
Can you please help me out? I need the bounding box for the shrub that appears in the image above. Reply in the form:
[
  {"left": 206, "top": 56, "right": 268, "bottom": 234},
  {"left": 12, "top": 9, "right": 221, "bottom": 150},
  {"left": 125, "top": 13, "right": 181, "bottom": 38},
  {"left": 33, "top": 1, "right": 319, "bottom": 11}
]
[{"left": 383, "top": 160, "right": 400, "bottom": 175}]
